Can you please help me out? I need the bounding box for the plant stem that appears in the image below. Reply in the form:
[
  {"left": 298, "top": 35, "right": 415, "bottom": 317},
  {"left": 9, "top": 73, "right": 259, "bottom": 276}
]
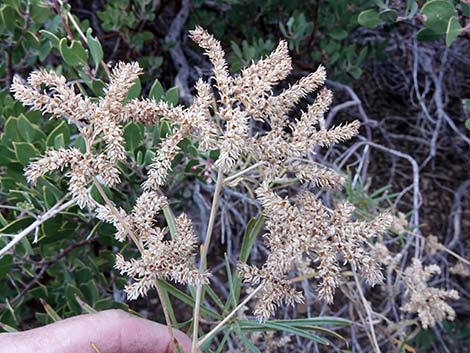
[
  {"left": 223, "top": 161, "right": 265, "bottom": 185},
  {"left": 191, "top": 169, "right": 224, "bottom": 353},
  {"left": 0, "top": 197, "right": 75, "bottom": 258},
  {"left": 198, "top": 284, "right": 263, "bottom": 347},
  {"left": 442, "top": 247, "right": 470, "bottom": 266},
  {"left": 155, "top": 283, "right": 181, "bottom": 353},
  {"left": 353, "top": 270, "right": 382, "bottom": 353}
]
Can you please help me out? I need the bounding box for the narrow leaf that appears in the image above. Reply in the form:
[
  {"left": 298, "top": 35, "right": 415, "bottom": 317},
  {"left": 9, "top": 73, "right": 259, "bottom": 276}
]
[{"left": 40, "top": 298, "right": 62, "bottom": 322}]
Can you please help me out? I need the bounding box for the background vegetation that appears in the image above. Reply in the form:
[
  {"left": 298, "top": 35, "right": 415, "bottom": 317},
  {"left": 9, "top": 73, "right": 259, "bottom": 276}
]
[{"left": 0, "top": 0, "right": 469, "bottom": 352}]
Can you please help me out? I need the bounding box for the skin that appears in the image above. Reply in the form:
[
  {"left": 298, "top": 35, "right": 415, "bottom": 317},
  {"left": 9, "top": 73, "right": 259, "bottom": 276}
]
[{"left": 0, "top": 309, "right": 192, "bottom": 353}]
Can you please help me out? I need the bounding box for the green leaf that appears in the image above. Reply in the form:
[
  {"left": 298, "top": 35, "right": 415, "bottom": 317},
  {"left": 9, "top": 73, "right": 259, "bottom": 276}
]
[
  {"left": 4, "top": 116, "right": 21, "bottom": 142},
  {"left": 86, "top": 28, "right": 104, "bottom": 67},
  {"left": 465, "top": 119, "right": 470, "bottom": 130},
  {"left": 229, "top": 215, "right": 265, "bottom": 305},
  {"left": 17, "top": 115, "right": 45, "bottom": 143},
  {"left": 416, "top": 27, "right": 443, "bottom": 41},
  {"left": 422, "top": 0, "right": 455, "bottom": 34},
  {"left": 40, "top": 298, "right": 62, "bottom": 322},
  {"left": 460, "top": 3, "right": 470, "bottom": 17},
  {"left": 0, "top": 218, "right": 34, "bottom": 237},
  {"left": 74, "top": 135, "right": 87, "bottom": 153},
  {"left": 446, "top": 16, "right": 461, "bottom": 47},
  {"left": 91, "top": 79, "right": 106, "bottom": 97},
  {"left": 74, "top": 294, "right": 97, "bottom": 314},
  {"left": 46, "top": 120, "right": 71, "bottom": 147},
  {"left": 162, "top": 207, "right": 178, "bottom": 239},
  {"left": 240, "top": 320, "right": 330, "bottom": 345},
  {"left": 239, "top": 215, "right": 264, "bottom": 263},
  {"left": 372, "top": 0, "right": 387, "bottom": 10},
  {"left": 13, "top": 142, "right": 40, "bottom": 166},
  {"left": 149, "top": 79, "right": 164, "bottom": 101},
  {"left": 406, "top": 0, "right": 419, "bottom": 19},
  {"left": 30, "top": 3, "right": 51, "bottom": 23},
  {"left": 65, "top": 284, "right": 85, "bottom": 313},
  {"left": 224, "top": 254, "right": 237, "bottom": 310},
  {"left": 0, "top": 5, "right": 17, "bottom": 30},
  {"left": 127, "top": 78, "right": 141, "bottom": 100},
  {"left": 123, "top": 122, "right": 144, "bottom": 152},
  {"left": 211, "top": 329, "right": 231, "bottom": 353},
  {"left": 136, "top": 150, "right": 143, "bottom": 165},
  {"left": 379, "top": 9, "right": 399, "bottom": 22},
  {"left": 203, "top": 284, "right": 225, "bottom": 310},
  {"left": 329, "top": 29, "right": 348, "bottom": 41},
  {"left": 144, "top": 149, "right": 155, "bottom": 165},
  {"left": 269, "top": 317, "right": 352, "bottom": 326},
  {"left": 349, "top": 67, "right": 362, "bottom": 79},
  {"left": 25, "top": 31, "right": 40, "bottom": 49},
  {"left": 165, "top": 87, "right": 179, "bottom": 106},
  {"left": 239, "top": 333, "right": 262, "bottom": 353},
  {"left": 42, "top": 185, "right": 59, "bottom": 208},
  {"left": 40, "top": 30, "right": 60, "bottom": 48},
  {"left": 464, "top": 99, "right": 470, "bottom": 110},
  {"left": 80, "top": 280, "right": 100, "bottom": 304},
  {"left": 59, "top": 38, "right": 88, "bottom": 67},
  {"left": 357, "top": 9, "right": 383, "bottom": 28},
  {"left": 0, "top": 255, "right": 13, "bottom": 279},
  {"left": 0, "top": 322, "right": 18, "bottom": 333},
  {"left": 53, "top": 134, "right": 65, "bottom": 149}
]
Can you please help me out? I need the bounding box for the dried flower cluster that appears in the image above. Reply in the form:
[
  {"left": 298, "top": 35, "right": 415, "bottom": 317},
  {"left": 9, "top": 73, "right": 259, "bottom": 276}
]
[
  {"left": 370, "top": 243, "right": 402, "bottom": 271},
  {"left": 401, "top": 259, "right": 459, "bottom": 329},
  {"left": 97, "top": 192, "right": 209, "bottom": 299},
  {"left": 11, "top": 63, "right": 143, "bottom": 208},
  {"left": 239, "top": 184, "right": 392, "bottom": 321},
  {"left": 425, "top": 234, "right": 445, "bottom": 255},
  {"left": 449, "top": 262, "right": 470, "bottom": 277}
]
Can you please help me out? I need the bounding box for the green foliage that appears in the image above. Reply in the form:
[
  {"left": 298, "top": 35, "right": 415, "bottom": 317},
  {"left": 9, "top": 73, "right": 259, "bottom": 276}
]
[
  {"left": 279, "top": 11, "right": 314, "bottom": 52},
  {"left": 358, "top": 0, "right": 468, "bottom": 46},
  {"left": 358, "top": 9, "right": 384, "bottom": 28}
]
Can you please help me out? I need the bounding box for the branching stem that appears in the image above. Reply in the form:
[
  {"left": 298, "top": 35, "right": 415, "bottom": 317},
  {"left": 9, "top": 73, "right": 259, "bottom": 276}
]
[
  {"left": 198, "top": 284, "right": 264, "bottom": 347},
  {"left": 0, "top": 197, "right": 75, "bottom": 258}
]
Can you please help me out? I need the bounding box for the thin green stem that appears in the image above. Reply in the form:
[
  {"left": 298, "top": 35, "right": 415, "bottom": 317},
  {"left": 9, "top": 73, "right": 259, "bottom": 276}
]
[
  {"left": 155, "top": 283, "right": 182, "bottom": 353},
  {"left": 191, "top": 169, "right": 224, "bottom": 353}
]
